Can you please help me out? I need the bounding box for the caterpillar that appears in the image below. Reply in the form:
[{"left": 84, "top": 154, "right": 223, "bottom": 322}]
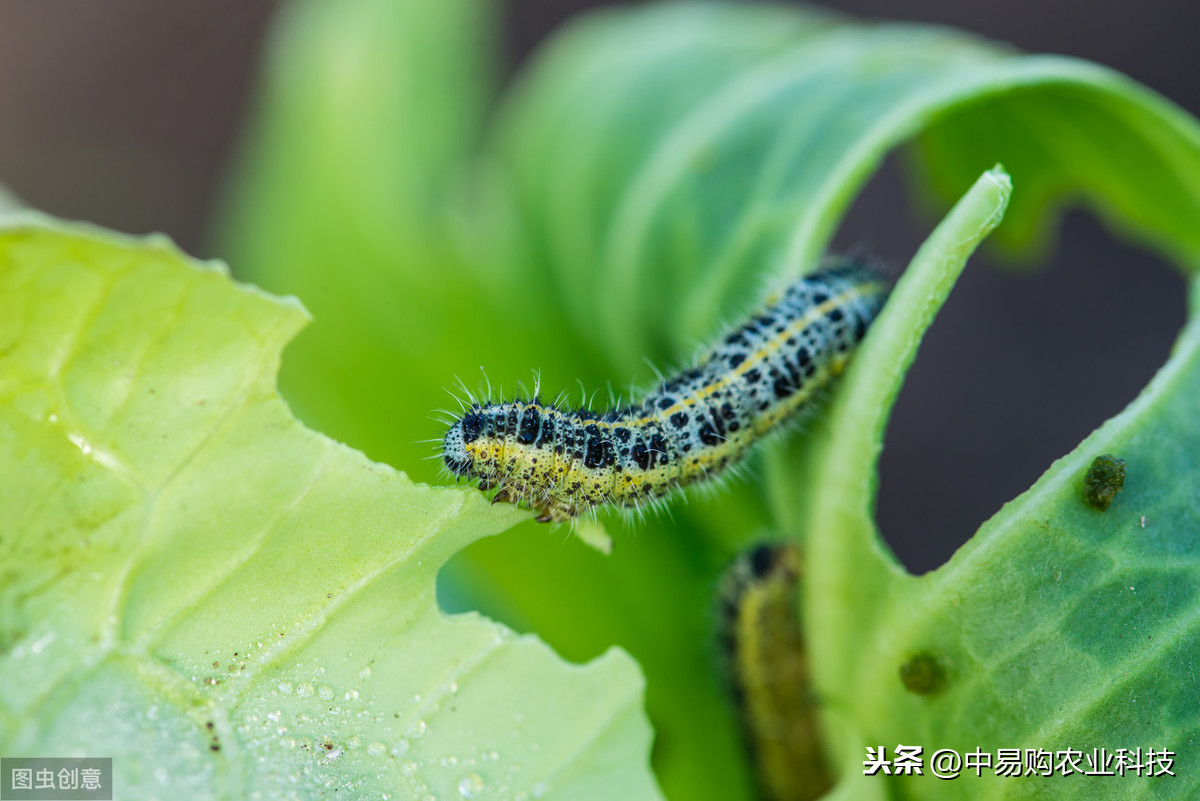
[
  {"left": 715, "top": 543, "right": 829, "bottom": 801},
  {"left": 441, "top": 261, "right": 890, "bottom": 522}
]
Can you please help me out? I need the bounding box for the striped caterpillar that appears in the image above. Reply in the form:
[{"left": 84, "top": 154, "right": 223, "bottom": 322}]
[
  {"left": 441, "top": 261, "right": 890, "bottom": 522},
  {"left": 716, "top": 543, "right": 829, "bottom": 801}
]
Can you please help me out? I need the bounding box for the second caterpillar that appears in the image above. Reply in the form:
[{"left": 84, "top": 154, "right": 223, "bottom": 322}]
[{"left": 442, "top": 260, "right": 890, "bottom": 522}]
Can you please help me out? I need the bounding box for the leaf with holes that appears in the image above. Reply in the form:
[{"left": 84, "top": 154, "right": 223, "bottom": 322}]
[
  {"left": 0, "top": 218, "right": 661, "bottom": 800},
  {"left": 173, "top": 0, "right": 1200, "bottom": 798}
]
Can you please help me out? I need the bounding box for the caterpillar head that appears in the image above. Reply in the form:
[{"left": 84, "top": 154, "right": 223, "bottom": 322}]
[{"left": 442, "top": 410, "right": 485, "bottom": 478}]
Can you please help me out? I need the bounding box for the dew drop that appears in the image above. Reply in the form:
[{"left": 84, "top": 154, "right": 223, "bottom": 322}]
[
  {"left": 278, "top": 681, "right": 294, "bottom": 695},
  {"left": 318, "top": 684, "right": 334, "bottom": 701},
  {"left": 400, "top": 760, "right": 419, "bottom": 777},
  {"left": 392, "top": 739, "right": 411, "bottom": 757},
  {"left": 407, "top": 719, "right": 427, "bottom": 739},
  {"left": 457, "top": 773, "right": 484, "bottom": 798},
  {"left": 68, "top": 432, "right": 93, "bottom": 456},
  {"left": 347, "top": 736, "right": 361, "bottom": 750},
  {"left": 359, "top": 666, "right": 373, "bottom": 680},
  {"left": 367, "top": 742, "right": 387, "bottom": 757},
  {"left": 441, "top": 755, "right": 458, "bottom": 768},
  {"left": 297, "top": 682, "right": 314, "bottom": 698}
]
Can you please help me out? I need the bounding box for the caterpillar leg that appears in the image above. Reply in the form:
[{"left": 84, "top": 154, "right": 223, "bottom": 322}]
[
  {"left": 534, "top": 505, "right": 576, "bottom": 524},
  {"left": 493, "top": 487, "right": 571, "bottom": 522}
]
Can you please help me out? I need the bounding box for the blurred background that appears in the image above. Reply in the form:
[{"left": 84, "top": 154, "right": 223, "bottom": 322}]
[{"left": 0, "top": 0, "right": 1190, "bottom": 573}]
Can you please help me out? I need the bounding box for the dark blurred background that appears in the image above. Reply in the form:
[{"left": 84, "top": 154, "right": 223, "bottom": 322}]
[{"left": 0, "top": 0, "right": 1190, "bottom": 573}]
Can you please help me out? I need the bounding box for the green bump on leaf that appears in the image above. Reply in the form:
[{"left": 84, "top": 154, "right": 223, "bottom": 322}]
[
  {"left": 0, "top": 217, "right": 662, "bottom": 801},
  {"left": 1083, "top": 452, "right": 1127, "bottom": 510},
  {"left": 899, "top": 652, "right": 949, "bottom": 697}
]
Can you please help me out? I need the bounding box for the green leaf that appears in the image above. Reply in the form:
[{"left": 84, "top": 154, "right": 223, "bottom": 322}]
[
  {"left": 0, "top": 217, "right": 661, "bottom": 800},
  {"left": 219, "top": 1, "right": 1200, "bottom": 799},
  {"left": 805, "top": 186, "right": 1200, "bottom": 796}
]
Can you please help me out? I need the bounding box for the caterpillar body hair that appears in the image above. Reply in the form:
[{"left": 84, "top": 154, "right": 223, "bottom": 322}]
[
  {"left": 715, "top": 543, "right": 830, "bottom": 800},
  {"left": 441, "top": 260, "right": 890, "bottom": 522}
]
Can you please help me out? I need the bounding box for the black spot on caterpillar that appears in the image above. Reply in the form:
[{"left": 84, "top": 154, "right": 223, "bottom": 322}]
[
  {"left": 441, "top": 260, "right": 890, "bottom": 522},
  {"left": 715, "top": 543, "right": 831, "bottom": 801},
  {"left": 1083, "top": 453, "right": 1126, "bottom": 511},
  {"left": 899, "top": 651, "right": 949, "bottom": 696}
]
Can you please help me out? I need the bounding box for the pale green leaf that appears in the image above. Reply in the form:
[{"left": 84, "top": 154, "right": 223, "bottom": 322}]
[{"left": 0, "top": 218, "right": 661, "bottom": 801}]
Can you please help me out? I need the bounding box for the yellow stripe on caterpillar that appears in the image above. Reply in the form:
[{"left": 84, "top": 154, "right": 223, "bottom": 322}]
[
  {"left": 715, "top": 543, "right": 830, "bottom": 801},
  {"left": 441, "top": 260, "right": 890, "bottom": 522}
]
